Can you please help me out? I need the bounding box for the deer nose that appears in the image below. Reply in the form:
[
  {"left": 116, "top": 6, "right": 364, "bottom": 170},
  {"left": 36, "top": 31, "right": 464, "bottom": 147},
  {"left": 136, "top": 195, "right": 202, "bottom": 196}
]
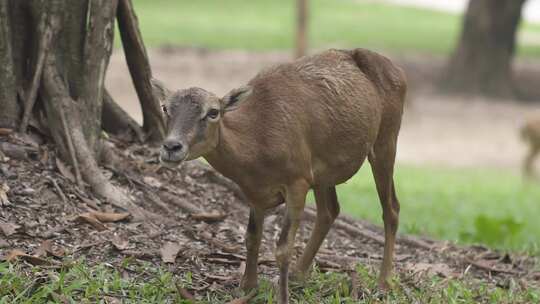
[{"left": 162, "top": 140, "right": 183, "bottom": 152}]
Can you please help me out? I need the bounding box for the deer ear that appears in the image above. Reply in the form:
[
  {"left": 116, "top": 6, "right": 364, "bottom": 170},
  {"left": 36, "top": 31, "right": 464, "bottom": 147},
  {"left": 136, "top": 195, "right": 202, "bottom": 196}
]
[
  {"left": 221, "top": 85, "right": 252, "bottom": 112},
  {"left": 151, "top": 78, "right": 173, "bottom": 102}
]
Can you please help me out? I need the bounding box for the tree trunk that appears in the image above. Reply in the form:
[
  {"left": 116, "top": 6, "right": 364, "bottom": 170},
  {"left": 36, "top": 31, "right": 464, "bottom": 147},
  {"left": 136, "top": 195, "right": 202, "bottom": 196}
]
[
  {"left": 295, "top": 0, "right": 308, "bottom": 58},
  {"left": 441, "top": 0, "right": 527, "bottom": 98},
  {"left": 0, "top": 0, "right": 155, "bottom": 217},
  {"left": 0, "top": 0, "right": 19, "bottom": 128}
]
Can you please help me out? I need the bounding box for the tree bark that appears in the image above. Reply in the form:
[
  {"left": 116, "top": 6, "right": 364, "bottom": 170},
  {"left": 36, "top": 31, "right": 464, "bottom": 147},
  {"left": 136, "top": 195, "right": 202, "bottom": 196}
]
[
  {"left": 79, "top": 0, "right": 118, "bottom": 154},
  {"left": 102, "top": 89, "right": 145, "bottom": 142},
  {"left": 295, "top": 0, "right": 308, "bottom": 59},
  {"left": 117, "top": 0, "right": 165, "bottom": 142},
  {"left": 441, "top": 0, "right": 527, "bottom": 98},
  {"left": 1, "top": 0, "right": 162, "bottom": 216},
  {"left": 0, "top": 0, "right": 19, "bottom": 128}
]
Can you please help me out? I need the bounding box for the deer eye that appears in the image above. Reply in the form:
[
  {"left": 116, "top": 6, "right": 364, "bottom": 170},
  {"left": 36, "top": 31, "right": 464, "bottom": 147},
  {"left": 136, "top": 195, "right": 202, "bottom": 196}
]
[
  {"left": 206, "top": 109, "right": 219, "bottom": 120},
  {"left": 161, "top": 105, "right": 168, "bottom": 114}
]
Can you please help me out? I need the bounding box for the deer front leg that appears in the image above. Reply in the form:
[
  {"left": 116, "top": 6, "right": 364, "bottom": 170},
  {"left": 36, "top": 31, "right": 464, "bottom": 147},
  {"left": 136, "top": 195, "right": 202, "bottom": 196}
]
[
  {"left": 275, "top": 181, "right": 308, "bottom": 304},
  {"left": 240, "top": 207, "right": 265, "bottom": 291}
]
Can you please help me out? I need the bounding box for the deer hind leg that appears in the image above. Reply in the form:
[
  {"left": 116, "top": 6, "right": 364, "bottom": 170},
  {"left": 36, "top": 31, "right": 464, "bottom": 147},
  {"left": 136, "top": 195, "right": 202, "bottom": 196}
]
[
  {"left": 275, "top": 180, "right": 309, "bottom": 304},
  {"left": 368, "top": 137, "right": 400, "bottom": 290},
  {"left": 240, "top": 207, "right": 265, "bottom": 291},
  {"left": 524, "top": 145, "right": 539, "bottom": 178},
  {"left": 294, "top": 186, "right": 340, "bottom": 280}
]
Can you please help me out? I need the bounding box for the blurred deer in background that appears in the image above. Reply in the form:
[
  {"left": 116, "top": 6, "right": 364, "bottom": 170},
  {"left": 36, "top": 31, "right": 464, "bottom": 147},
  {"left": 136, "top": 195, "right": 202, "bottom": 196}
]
[
  {"left": 521, "top": 117, "right": 540, "bottom": 178},
  {"left": 153, "top": 48, "right": 406, "bottom": 304}
]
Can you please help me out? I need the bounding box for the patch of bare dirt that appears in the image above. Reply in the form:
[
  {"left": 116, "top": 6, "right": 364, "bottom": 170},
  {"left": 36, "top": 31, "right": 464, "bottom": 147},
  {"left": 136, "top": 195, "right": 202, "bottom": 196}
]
[
  {"left": 1, "top": 133, "right": 538, "bottom": 300},
  {"left": 106, "top": 48, "right": 540, "bottom": 171}
]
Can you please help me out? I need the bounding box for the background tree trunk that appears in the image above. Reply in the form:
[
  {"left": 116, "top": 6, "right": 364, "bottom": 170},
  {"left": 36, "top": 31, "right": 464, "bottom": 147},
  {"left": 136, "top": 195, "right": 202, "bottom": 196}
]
[
  {"left": 441, "top": 0, "right": 527, "bottom": 98},
  {"left": 295, "top": 0, "right": 308, "bottom": 58}
]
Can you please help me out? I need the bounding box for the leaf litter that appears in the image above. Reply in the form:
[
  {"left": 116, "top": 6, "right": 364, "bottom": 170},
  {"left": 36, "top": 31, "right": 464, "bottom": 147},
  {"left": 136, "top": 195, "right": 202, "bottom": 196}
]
[{"left": 0, "top": 134, "right": 538, "bottom": 302}]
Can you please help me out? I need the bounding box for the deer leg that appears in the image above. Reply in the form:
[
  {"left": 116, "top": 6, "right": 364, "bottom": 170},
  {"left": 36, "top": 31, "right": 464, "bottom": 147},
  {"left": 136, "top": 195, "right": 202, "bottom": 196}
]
[
  {"left": 294, "top": 186, "right": 340, "bottom": 280},
  {"left": 524, "top": 145, "right": 539, "bottom": 178},
  {"left": 240, "top": 207, "right": 265, "bottom": 291},
  {"left": 276, "top": 181, "right": 309, "bottom": 304},
  {"left": 369, "top": 140, "right": 400, "bottom": 290}
]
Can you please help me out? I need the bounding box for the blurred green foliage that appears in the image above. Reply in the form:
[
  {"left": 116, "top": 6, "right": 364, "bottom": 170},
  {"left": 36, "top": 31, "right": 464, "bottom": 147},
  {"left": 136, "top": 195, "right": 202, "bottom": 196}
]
[
  {"left": 319, "top": 164, "right": 540, "bottom": 254},
  {"left": 131, "top": 0, "right": 540, "bottom": 57}
]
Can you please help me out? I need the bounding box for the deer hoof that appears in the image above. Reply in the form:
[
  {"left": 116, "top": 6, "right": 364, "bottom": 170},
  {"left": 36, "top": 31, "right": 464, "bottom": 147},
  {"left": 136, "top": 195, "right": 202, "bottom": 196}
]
[{"left": 377, "top": 278, "right": 392, "bottom": 292}]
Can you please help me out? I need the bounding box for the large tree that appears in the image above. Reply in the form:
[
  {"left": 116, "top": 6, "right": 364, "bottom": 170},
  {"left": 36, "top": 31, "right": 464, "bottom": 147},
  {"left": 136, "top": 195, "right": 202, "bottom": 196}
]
[
  {"left": 0, "top": 0, "right": 165, "bottom": 215},
  {"left": 441, "top": 0, "right": 528, "bottom": 98}
]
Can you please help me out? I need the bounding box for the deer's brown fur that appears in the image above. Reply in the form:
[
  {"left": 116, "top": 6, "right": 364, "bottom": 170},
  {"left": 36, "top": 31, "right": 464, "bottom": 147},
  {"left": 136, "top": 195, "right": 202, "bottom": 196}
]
[
  {"left": 153, "top": 48, "right": 407, "bottom": 303},
  {"left": 522, "top": 117, "right": 540, "bottom": 177}
]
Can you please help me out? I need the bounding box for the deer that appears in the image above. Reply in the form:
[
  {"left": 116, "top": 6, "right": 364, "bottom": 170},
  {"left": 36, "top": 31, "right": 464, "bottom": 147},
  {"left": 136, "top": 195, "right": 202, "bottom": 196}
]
[
  {"left": 521, "top": 116, "right": 540, "bottom": 178},
  {"left": 152, "top": 48, "right": 406, "bottom": 304}
]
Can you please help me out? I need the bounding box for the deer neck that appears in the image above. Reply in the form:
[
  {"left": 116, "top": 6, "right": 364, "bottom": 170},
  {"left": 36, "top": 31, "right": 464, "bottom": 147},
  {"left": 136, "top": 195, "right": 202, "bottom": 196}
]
[{"left": 203, "top": 120, "right": 249, "bottom": 182}]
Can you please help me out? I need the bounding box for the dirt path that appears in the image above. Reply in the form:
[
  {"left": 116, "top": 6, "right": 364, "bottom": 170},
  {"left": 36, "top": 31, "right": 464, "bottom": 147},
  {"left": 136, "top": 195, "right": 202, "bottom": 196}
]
[{"left": 106, "top": 48, "right": 540, "bottom": 171}]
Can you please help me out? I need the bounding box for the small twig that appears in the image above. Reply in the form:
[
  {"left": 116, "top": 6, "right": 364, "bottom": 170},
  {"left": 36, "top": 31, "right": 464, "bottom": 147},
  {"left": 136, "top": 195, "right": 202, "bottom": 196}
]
[
  {"left": 48, "top": 177, "right": 67, "bottom": 204},
  {"left": 159, "top": 191, "right": 202, "bottom": 214},
  {"left": 59, "top": 105, "right": 83, "bottom": 188},
  {"left": 20, "top": 11, "right": 54, "bottom": 133},
  {"left": 144, "top": 191, "right": 174, "bottom": 215},
  {"left": 465, "top": 258, "right": 520, "bottom": 275},
  {"left": 398, "top": 234, "right": 434, "bottom": 251},
  {"left": 332, "top": 217, "right": 386, "bottom": 246},
  {"left": 73, "top": 240, "right": 108, "bottom": 253}
]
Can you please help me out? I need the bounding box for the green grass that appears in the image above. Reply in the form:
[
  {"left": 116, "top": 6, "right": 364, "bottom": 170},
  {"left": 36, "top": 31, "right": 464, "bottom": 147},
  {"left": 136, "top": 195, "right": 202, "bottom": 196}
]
[
  {"left": 323, "top": 164, "right": 540, "bottom": 254},
  {"left": 131, "top": 0, "right": 540, "bottom": 57},
  {"left": 2, "top": 261, "right": 538, "bottom": 303}
]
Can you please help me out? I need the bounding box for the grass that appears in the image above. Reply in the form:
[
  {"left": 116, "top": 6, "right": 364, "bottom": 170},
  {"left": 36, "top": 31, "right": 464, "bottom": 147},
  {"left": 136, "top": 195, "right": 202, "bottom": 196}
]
[
  {"left": 131, "top": 0, "right": 540, "bottom": 57},
  {"left": 321, "top": 164, "right": 540, "bottom": 254},
  {"left": 2, "top": 260, "right": 538, "bottom": 303}
]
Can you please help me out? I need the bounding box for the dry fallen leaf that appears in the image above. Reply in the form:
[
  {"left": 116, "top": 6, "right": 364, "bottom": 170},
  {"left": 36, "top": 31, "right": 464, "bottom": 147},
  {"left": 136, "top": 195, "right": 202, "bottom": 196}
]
[
  {"left": 191, "top": 211, "right": 227, "bottom": 222},
  {"left": 143, "top": 176, "right": 162, "bottom": 188},
  {"left": 55, "top": 157, "right": 75, "bottom": 183},
  {"left": 407, "top": 262, "right": 454, "bottom": 278},
  {"left": 34, "top": 240, "right": 53, "bottom": 257},
  {"left": 75, "top": 214, "right": 107, "bottom": 231},
  {"left": 89, "top": 211, "right": 130, "bottom": 223},
  {"left": 0, "top": 183, "right": 11, "bottom": 206},
  {"left": 0, "top": 220, "right": 20, "bottom": 237},
  {"left": 74, "top": 211, "right": 130, "bottom": 231},
  {"left": 0, "top": 128, "right": 13, "bottom": 136},
  {"left": 5, "top": 249, "right": 56, "bottom": 266},
  {"left": 111, "top": 235, "right": 130, "bottom": 251},
  {"left": 160, "top": 242, "right": 182, "bottom": 263},
  {"left": 35, "top": 240, "right": 64, "bottom": 258}
]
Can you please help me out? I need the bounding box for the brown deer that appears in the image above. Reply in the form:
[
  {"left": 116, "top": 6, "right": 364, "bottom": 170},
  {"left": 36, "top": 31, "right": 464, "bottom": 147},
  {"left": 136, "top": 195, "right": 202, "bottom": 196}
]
[
  {"left": 152, "top": 48, "right": 406, "bottom": 303},
  {"left": 521, "top": 117, "right": 540, "bottom": 177}
]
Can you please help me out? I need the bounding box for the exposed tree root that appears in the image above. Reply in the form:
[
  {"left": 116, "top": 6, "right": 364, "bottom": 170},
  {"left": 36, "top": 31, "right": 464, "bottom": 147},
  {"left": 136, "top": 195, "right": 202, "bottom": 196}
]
[
  {"left": 117, "top": 0, "right": 165, "bottom": 142},
  {"left": 19, "top": 10, "right": 53, "bottom": 133},
  {"left": 58, "top": 104, "right": 83, "bottom": 188}
]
